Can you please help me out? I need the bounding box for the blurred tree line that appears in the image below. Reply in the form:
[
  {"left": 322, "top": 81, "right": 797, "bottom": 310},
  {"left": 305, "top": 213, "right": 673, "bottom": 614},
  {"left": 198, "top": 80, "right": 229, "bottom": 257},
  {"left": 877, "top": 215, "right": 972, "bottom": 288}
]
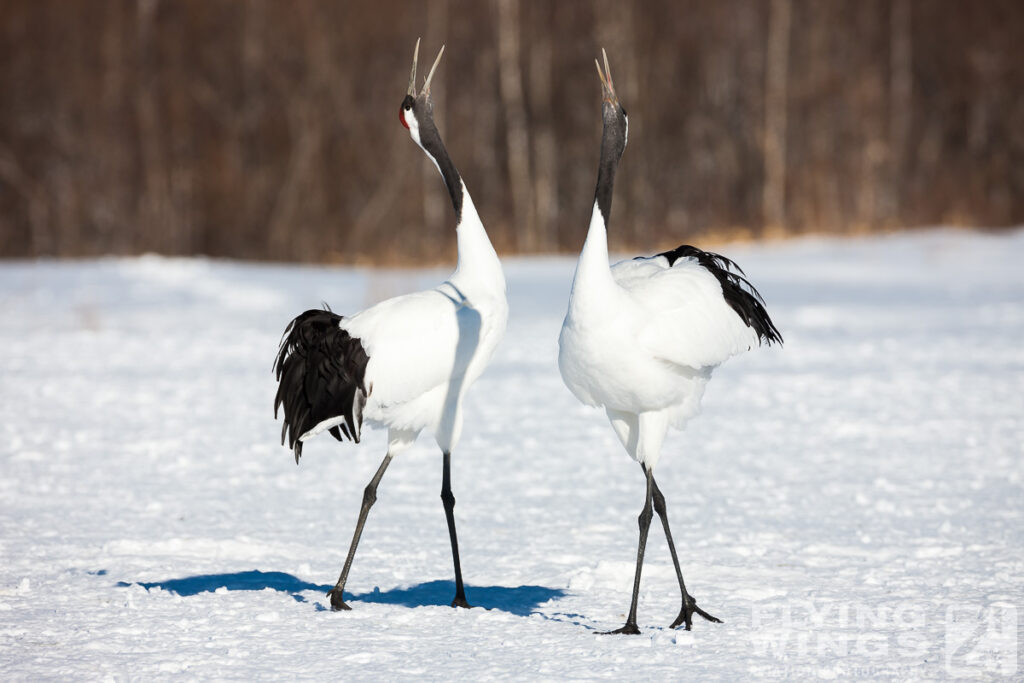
[{"left": 1, "top": 0, "right": 1022, "bottom": 262}]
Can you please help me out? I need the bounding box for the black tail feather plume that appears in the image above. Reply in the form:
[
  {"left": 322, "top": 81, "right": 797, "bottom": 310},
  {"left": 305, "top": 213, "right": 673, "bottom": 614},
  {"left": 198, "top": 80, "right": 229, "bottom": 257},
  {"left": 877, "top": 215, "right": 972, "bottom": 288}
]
[
  {"left": 273, "top": 308, "right": 369, "bottom": 463},
  {"left": 655, "top": 245, "right": 783, "bottom": 346}
]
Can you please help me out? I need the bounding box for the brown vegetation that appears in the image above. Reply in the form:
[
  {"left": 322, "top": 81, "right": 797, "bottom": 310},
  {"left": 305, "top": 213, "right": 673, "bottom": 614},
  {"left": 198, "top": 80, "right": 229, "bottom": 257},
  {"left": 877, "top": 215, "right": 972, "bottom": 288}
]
[{"left": 1, "top": 0, "right": 1022, "bottom": 262}]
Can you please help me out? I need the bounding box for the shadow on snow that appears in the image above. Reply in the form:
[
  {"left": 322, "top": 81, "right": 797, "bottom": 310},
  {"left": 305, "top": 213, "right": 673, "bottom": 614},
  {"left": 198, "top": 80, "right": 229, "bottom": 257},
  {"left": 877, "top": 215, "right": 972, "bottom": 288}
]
[{"left": 116, "top": 570, "right": 566, "bottom": 617}]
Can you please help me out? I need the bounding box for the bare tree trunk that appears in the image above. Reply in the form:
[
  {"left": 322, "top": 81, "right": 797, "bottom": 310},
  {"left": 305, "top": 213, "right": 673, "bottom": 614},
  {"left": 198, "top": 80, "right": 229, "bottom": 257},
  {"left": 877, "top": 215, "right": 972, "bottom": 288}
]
[
  {"left": 469, "top": 11, "right": 500, "bottom": 246},
  {"left": 349, "top": 134, "right": 411, "bottom": 253},
  {"left": 496, "top": 0, "right": 534, "bottom": 251},
  {"left": 135, "top": 0, "right": 172, "bottom": 252},
  {"left": 241, "top": 0, "right": 267, "bottom": 255},
  {"left": 267, "top": 100, "right": 322, "bottom": 260},
  {"left": 888, "top": 0, "right": 912, "bottom": 225},
  {"left": 528, "top": 7, "right": 555, "bottom": 252},
  {"left": 763, "top": 0, "right": 791, "bottom": 233},
  {"left": 0, "top": 144, "right": 50, "bottom": 255}
]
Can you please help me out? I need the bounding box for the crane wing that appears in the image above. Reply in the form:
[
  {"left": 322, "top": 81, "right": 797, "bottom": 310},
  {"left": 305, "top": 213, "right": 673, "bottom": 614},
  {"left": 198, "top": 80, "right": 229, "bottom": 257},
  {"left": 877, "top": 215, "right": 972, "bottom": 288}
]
[
  {"left": 612, "top": 247, "right": 779, "bottom": 370},
  {"left": 342, "top": 286, "right": 481, "bottom": 409}
]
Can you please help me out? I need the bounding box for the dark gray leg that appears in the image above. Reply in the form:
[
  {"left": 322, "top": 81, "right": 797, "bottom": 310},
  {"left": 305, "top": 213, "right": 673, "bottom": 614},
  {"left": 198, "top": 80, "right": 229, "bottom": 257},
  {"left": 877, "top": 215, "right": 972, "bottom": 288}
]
[
  {"left": 602, "top": 466, "right": 655, "bottom": 634},
  {"left": 441, "top": 451, "right": 471, "bottom": 608},
  {"left": 648, "top": 469, "right": 722, "bottom": 630},
  {"left": 327, "top": 453, "right": 393, "bottom": 611}
]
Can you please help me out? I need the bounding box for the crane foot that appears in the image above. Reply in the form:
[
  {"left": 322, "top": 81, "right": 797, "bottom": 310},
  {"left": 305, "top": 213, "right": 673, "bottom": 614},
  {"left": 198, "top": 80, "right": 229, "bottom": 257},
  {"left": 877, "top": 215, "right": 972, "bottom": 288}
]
[
  {"left": 669, "top": 595, "right": 721, "bottom": 630},
  {"left": 327, "top": 588, "right": 352, "bottom": 611},
  {"left": 450, "top": 595, "right": 473, "bottom": 609}
]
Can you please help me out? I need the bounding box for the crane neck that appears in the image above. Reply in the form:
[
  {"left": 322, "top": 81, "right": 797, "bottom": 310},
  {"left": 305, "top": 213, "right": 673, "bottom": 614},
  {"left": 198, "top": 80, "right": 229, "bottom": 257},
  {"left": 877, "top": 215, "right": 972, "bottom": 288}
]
[
  {"left": 594, "top": 142, "right": 620, "bottom": 230},
  {"left": 570, "top": 202, "right": 617, "bottom": 310},
  {"left": 417, "top": 123, "right": 504, "bottom": 296},
  {"left": 417, "top": 126, "right": 464, "bottom": 224},
  {"left": 451, "top": 182, "right": 504, "bottom": 295},
  {"left": 570, "top": 118, "right": 625, "bottom": 309},
  {"left": 593, "top": 105, "right": 627, "bottom": 230}
]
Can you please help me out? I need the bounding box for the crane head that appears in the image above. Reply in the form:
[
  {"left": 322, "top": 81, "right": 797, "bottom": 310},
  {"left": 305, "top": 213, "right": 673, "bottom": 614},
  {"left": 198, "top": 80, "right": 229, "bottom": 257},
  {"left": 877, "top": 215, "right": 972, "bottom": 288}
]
[
  {"left": 399, "top": 38, "right": 445, "bottom": 147},
  {"left": 596, "top": 48, "right": 628, "bottom": 158}
]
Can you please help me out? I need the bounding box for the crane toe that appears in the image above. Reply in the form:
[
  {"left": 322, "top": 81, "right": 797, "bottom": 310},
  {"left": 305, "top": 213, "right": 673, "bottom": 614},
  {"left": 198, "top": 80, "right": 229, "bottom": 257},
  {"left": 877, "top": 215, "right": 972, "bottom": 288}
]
[
  {"left": 598, "top": 622, "right": 642, "bottom": 635},
  {"left": 669, "top": 596, "right": 722, "bottom": 630}
]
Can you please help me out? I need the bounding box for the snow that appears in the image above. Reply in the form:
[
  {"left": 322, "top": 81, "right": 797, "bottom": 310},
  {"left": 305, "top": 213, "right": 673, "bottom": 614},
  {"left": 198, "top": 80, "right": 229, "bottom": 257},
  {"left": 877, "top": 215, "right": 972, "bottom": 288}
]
[{"left": 1, "top": 228, "right": 1022, "bottom": 679}]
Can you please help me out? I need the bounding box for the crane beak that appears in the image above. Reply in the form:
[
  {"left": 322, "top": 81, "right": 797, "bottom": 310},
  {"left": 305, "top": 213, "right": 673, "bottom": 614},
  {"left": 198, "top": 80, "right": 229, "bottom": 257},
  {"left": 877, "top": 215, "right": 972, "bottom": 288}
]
[
  {"left": 595, "top": 48, "right": 619, "bottom": 105},
  {"left": 407, "top": 38, "right": 420, "bottom": 97},
  {"left": 421, "top": 44, "right": 445, "bottom": 98}
]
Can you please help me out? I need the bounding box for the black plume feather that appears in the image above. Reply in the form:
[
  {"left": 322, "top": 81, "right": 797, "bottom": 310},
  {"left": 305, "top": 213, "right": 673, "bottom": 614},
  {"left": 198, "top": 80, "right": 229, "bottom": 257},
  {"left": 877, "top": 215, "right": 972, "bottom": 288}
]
[
  {"left": 273, "top": 308, "right": 370, "bottom": 463},
  {"left": 654, "top": 245, "right": 783, "bottom": 346}
]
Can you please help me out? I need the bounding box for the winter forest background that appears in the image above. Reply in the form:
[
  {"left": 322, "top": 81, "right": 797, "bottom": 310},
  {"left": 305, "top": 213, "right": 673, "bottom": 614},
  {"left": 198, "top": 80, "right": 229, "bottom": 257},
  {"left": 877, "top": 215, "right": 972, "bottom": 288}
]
[{"left": 1, "top": 0, "right": 1023, "bottom": 263}]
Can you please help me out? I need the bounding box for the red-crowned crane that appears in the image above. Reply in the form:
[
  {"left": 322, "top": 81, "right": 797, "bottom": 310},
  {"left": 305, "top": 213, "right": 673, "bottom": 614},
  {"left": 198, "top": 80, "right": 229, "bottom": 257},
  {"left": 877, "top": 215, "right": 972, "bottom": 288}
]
[
  {"left": 558, "top": 51, "right": 782, "bottom": 634},
  {"left": 274, "top": 40, "right": 507, "bottom": 612}
]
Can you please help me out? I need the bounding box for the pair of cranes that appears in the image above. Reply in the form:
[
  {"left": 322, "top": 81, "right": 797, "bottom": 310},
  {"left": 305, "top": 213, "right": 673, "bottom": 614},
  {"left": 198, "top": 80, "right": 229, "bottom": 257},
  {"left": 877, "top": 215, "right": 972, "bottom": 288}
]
[{"left": 273, "top": 42, "right": 782, "bottom": 634}]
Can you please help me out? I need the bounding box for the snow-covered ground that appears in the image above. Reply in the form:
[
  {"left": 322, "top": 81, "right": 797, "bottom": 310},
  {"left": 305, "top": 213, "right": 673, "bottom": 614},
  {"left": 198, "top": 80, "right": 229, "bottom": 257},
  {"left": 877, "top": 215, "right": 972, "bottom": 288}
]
[{"left": 1, "top": 229, "right": 1021, "bottom": 679}]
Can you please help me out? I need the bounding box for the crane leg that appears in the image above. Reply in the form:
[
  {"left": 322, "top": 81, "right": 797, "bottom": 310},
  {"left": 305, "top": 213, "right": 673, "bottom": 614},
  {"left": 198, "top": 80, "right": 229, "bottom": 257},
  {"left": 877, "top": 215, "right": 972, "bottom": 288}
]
[
  {"left": 648, "top": 468, "right": 722, "bottom": 630},
  {"left": 327, "top": 452, "right": 393, "bottom": 611},
  {"left": 602, "top": 466, "right": 655, "bottom": 634},
  {"left": 441, "top": 451, "right": 471, "bottom": 608}
]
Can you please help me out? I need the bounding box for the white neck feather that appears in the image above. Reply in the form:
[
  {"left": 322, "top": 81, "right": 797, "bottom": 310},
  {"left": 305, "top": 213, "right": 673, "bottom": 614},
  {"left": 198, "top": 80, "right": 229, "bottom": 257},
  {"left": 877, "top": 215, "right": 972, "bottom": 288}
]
[
  {"left": 569, "top": 201, "right": 618, "bottom": 312},
  {"left": 450, "top": 181, "right": 505, "bottom": 295}
]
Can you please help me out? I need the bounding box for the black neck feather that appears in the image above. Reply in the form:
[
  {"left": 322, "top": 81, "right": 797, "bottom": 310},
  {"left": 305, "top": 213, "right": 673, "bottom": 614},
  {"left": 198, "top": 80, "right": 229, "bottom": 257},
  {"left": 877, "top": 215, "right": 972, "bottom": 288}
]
[
  {"left": 595, "top": 147, "right": 618, "bottom": 226},
  {"left": 418, "top": 118, "right": 464, "bottom": 223},
  {"left": 594, "top": 104, "right": 626, "bottom": 225}
]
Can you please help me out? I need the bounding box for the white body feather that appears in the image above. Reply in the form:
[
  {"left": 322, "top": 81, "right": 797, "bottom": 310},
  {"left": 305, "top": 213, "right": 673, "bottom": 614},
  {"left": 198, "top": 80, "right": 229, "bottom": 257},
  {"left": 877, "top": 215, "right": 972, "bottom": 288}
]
[
  {"left": 303, "top": 186, "right": 507, "bottom": 456},
  {"left": 558, "top": 202, "right": 756, "bottom": 469}
]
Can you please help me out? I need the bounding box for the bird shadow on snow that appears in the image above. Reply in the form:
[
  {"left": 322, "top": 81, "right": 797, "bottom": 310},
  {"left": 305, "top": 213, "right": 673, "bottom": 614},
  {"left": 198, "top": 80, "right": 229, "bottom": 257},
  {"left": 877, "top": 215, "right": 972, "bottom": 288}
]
[{"left": 116, "top": 570, "right": 566, "bottom": 617}]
